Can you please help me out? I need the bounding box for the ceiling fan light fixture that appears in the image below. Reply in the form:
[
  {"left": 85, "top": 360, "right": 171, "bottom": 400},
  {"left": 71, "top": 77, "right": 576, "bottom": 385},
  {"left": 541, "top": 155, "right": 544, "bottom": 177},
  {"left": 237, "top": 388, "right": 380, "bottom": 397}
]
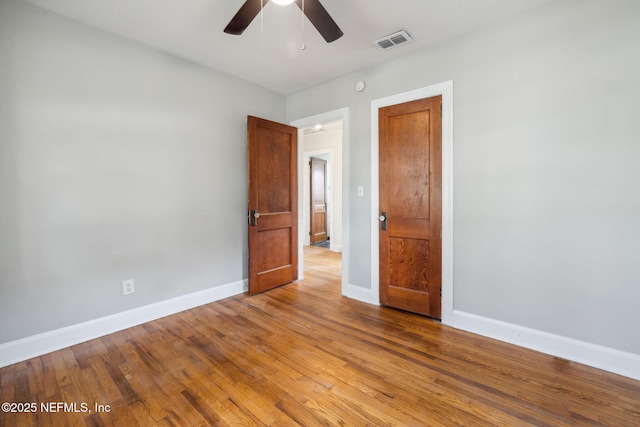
[{"left": 224, "top": 0, "right": 343, "bottom": 43}]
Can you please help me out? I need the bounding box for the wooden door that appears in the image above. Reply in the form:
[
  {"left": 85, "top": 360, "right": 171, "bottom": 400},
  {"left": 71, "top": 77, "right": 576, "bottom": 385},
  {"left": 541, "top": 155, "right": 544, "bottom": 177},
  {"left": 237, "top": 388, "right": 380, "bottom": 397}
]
[
  {"left": 310, "top": 157, "right": 328, "bottom": 244},
  {"left": 379, "top": 96, "right": 442, "bottom": 318},
  {"left": 248, "top": 116, "right": 298, "bottom": 295}
]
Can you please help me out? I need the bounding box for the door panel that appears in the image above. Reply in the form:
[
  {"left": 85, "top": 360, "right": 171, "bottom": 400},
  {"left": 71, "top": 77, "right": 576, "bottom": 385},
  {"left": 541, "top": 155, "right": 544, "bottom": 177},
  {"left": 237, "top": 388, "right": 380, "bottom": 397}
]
[
  {"left": 258, "top": 135, "right": 293, "bottom": 212},
  {"left": 248, "top": 116, "right": 298, "bottom": 295},
  {"left": 379, "top": 96, "right": 442, "bottom": 318},
  {"left": 388, "top": 237, "right": 430, "bottom": 292},
  {"left": 385, "top": 110, "right": 431, "bottom": 220},
  {"left": 310, "top": 157, "right": 328, "bottom": 244}
]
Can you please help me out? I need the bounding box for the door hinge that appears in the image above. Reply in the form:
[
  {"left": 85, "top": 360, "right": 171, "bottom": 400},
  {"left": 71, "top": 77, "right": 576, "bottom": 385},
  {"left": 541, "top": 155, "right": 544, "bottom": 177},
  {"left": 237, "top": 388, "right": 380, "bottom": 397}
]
[{"left": 439, "top": 103, "right": 442, "bottom": 119}]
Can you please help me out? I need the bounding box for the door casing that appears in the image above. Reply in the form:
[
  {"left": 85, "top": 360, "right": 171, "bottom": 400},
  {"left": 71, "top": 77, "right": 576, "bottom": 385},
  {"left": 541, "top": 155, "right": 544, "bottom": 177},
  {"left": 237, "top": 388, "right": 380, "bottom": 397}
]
[{"left": 371, "top": 81, "right": 454, "bottom": 326}]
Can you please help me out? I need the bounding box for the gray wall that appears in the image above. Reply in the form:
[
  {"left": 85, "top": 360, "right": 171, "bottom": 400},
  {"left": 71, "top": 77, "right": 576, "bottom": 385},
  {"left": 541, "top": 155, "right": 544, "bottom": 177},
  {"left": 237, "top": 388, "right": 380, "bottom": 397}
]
[
  {"left": 287, "top": 0, "right": 640, "bottom": 354},
  {"left": 0, "top": 0, "right": 286, "bottom": 343}
]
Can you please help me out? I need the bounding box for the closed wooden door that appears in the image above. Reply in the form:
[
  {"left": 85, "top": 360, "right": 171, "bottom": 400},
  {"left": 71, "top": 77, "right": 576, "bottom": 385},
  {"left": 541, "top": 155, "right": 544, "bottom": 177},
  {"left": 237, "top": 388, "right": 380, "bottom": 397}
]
[
  {"left": 379, "top": 96, "right": 442, "bottom": 318},
  {"left": 248, "top": 116, "right": 298, "bottom": 295},
  {"left": 310, "top": 157, "right": 328, "bottom": 244}
]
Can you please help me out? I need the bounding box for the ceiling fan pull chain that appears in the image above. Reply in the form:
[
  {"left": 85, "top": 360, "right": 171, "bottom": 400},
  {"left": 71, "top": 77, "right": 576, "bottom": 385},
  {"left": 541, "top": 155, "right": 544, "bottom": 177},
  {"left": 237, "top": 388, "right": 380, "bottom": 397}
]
[
  {"left": 301, "top": 0, "right": 306, "bottom": 50},
  {"left": 260, "top": 0, "right": 264, "bottom": 51}
]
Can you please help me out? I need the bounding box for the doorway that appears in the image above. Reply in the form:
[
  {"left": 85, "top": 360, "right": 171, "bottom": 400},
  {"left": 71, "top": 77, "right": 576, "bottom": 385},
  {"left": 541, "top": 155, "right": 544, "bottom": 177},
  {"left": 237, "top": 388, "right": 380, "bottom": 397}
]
[
  {"left": 302, "top": 121, "right": 342, "bottom": 277},
  {"left": 302, "top": 121, "right": 342, "bottom": 252},
  {"left": 291, "top": 109, "right": 348, "bottom": 293}
]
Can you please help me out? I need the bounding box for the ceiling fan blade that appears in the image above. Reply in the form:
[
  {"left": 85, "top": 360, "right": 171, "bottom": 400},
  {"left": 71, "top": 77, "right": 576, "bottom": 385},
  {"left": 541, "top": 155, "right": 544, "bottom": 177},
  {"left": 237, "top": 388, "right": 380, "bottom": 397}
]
[
  {"left": 295, "top": 0, "right": 343, "bottom": 43},
  {"left": 224, "top": 0, "right": 270, "bottom": 35}
]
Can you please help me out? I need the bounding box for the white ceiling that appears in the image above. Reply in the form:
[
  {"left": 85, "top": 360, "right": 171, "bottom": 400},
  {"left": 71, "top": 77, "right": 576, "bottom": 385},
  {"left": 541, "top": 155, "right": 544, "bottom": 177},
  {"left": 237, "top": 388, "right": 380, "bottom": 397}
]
[{"left": 21, "top": 0, "right": 555, "bottom": 95}]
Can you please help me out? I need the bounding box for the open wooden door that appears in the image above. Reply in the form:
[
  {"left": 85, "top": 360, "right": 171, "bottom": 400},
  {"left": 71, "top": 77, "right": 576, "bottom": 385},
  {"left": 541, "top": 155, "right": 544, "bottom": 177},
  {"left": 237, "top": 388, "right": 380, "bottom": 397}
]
[
  {"left": 310, "top": 157, "right": 328, "bottom": 244},
  {"left": 248, "top": 116, "right": 298, "bottom": 295},
  {"left": 379, "top": 96, "right": 442, "bottom": 318}
]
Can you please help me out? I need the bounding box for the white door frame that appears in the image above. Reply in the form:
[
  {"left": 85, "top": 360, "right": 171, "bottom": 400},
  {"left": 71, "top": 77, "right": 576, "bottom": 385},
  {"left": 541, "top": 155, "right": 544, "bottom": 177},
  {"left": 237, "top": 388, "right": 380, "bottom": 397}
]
[
  {"left": 291, "top": 108, "right": 349, "bottom": 296},
  {"left": 371, "top": 81, "right": 454, "bottom": 326}
]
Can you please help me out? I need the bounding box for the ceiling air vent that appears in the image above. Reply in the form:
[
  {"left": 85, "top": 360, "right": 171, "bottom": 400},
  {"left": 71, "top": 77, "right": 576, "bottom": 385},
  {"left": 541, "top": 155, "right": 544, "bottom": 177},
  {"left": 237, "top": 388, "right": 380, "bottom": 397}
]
[{"left": 372, "top": 30, "right": 413, "bottom": 50}]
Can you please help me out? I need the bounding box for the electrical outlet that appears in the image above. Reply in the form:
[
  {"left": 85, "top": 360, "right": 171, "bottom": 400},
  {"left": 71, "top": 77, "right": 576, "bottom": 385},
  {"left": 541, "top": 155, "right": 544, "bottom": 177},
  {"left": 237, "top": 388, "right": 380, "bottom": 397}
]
[{"left": 122, "top": 279, "right": 135, "bottom": 295}]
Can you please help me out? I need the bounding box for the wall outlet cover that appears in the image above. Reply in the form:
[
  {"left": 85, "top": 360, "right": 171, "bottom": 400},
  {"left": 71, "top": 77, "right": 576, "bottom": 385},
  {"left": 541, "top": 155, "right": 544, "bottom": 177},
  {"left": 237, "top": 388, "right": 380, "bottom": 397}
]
[{"left": 123, "top": 279, "right": 135, "bottom": 295}]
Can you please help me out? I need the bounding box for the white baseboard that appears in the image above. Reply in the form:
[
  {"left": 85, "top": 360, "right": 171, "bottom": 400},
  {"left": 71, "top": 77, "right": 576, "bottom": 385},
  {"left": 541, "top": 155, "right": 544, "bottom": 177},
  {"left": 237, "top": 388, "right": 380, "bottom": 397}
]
[
  {"left": 0, "top": 280, "right": 246, "bottom": 368},
  {"left": 344, "top": 283, "right": 380, "bottom": 306},
  {"left": 453, "top": 310, "right": 640, "bottom": 381}
]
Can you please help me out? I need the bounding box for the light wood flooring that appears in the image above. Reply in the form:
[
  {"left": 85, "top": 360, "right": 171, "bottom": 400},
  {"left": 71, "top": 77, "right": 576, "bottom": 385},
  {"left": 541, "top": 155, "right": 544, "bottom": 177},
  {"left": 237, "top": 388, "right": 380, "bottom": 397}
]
[{"left": 1, "top": 246, "right": 639, "bottom": 426}]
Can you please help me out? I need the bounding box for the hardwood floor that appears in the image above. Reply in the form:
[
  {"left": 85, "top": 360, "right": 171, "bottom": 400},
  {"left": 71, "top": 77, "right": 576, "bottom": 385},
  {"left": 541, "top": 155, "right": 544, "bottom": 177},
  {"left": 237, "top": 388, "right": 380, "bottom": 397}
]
[{"left": 1, "top": 247, "right": 639, "bottom": 426}]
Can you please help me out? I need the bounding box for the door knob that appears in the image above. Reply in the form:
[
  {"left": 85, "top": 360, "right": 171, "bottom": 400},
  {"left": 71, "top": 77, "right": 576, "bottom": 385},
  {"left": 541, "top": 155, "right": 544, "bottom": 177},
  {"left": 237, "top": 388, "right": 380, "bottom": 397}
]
[
  {"left": 250, "top": 210, "right": 260, "bottom": 226},
  {"left": 379, "top": 212, "right": 387, "bottom": 230}
]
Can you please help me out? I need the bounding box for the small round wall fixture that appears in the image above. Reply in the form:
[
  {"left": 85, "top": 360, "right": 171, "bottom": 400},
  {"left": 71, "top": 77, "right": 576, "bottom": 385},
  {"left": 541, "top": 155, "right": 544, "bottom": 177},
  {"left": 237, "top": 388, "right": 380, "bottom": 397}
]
[{"left": 355, "top": 80, "right": 366, "bottom": 92}]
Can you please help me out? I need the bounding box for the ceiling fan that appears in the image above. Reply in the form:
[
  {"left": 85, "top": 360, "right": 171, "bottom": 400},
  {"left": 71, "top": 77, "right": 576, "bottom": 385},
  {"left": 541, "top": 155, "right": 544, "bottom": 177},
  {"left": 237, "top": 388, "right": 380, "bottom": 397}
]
[{"left": 224, "top": 0, "right": 343, "bottom": 43}]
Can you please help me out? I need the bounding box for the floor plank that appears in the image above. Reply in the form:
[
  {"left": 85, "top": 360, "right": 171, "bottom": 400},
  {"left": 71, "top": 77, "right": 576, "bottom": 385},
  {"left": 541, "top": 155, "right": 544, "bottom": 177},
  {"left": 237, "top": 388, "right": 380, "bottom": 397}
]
[{"left": 1, "top": 247, "right": 639, "bottom": 426}]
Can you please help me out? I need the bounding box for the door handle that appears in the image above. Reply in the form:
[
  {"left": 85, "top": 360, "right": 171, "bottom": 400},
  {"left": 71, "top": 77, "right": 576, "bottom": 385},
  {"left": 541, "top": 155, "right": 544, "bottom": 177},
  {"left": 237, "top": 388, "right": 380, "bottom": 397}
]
[
  {"left": 250, "top": 210, "right": 260, "bottom": 226},
  {"left": 379, "top": 212, "right": 387, "bottom": 230}
]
